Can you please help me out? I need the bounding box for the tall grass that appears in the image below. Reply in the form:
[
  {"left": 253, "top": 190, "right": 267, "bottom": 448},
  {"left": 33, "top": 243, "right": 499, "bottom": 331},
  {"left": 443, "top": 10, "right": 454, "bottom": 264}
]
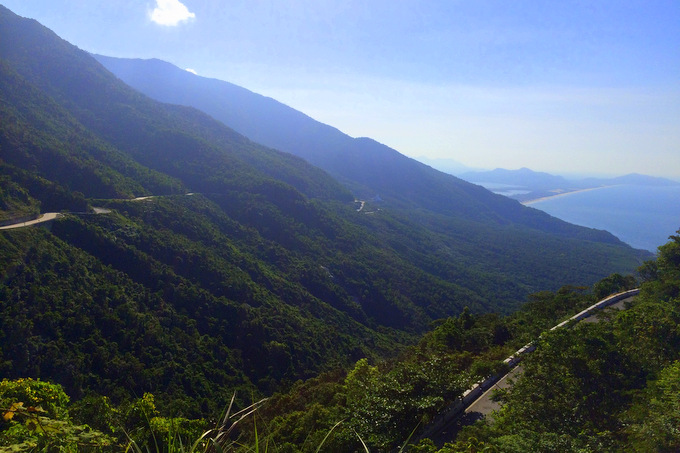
[
  {"left": 124, "top": 393, "right": 420, "bottom": 452},
  {"left": 125, "top": 394, "right": 268, "bottom": 453}
]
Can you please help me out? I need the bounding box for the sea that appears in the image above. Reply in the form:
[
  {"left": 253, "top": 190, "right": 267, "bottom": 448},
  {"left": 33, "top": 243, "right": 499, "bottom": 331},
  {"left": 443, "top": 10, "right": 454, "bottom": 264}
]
[{"left": 524, "top": 185, "right": 680, "bottom": 253}]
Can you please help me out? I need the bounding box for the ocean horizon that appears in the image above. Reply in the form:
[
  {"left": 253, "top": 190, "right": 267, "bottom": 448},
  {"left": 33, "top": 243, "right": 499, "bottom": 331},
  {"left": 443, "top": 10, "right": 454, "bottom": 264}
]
[{"left": 524, "top": 184, "right": 680, "bottom": 253}]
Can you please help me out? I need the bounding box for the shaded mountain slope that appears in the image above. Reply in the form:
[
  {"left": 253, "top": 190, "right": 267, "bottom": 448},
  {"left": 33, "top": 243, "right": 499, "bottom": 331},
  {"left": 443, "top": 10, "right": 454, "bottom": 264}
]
[
  {"left": 0, "top": 58, "right": 185, "bottom": 201},
  {"left": 0, "top": 12, "right": 350, "bottom": 203},
  {"left": 95, "top": 55, "right": 633, "bottom": 245}
]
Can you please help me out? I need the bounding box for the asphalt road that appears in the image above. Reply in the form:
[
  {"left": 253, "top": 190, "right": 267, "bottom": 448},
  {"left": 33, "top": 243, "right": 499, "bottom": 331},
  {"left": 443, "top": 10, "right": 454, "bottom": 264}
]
[
  {"left": 580, "top": 296, "right": 632, "bottom": 323},
  {"left": 465, "top": 296, "right": 635, "bottom": 416},
  {"left": 0, "top": 194, "right": 168, "bottom": 231},
  {"left": 464, "top": 365, "right": 524, "bottom": 416},
  {"left": 0, "top": 212, "right": 61, "bottom": 230},
  {"left": 430, "top": 294, "right": 637, "bottom": 445}
]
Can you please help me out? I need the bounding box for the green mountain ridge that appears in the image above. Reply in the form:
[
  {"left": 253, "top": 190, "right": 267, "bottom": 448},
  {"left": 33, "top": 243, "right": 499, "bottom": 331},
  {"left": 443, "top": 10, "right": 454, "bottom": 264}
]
[
  {"left": 0, "top": 4, "right": 649, "bottom": 416},
  {"left": 93, "top": 55, "right": 636, "bottom": 245}
]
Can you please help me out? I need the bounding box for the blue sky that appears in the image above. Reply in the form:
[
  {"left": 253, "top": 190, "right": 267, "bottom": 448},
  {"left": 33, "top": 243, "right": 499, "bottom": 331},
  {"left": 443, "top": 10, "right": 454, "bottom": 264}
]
[{"left": 3, "top": 1, "right": 680, "bottom": 178}]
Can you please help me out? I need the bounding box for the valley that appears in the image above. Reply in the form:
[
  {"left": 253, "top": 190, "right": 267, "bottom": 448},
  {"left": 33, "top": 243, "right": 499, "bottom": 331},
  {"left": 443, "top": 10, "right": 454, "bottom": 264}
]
[{"left": 0, "top": 4, "right": 677, "bottom": 452}]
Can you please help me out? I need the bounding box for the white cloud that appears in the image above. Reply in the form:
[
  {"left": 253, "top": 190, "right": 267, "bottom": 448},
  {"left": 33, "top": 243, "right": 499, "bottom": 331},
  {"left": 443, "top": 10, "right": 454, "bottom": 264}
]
[
  {"left": 150, "top": 0, "right": 195, "bottom": 26},
  {"left": 185, "top": 68, "right": 198, "bottom": 75}
]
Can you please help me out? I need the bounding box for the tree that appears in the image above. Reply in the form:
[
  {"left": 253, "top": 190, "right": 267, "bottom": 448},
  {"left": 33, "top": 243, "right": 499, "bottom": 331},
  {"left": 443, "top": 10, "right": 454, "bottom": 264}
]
[
  {"left": 594, "top": 273, "right": 636, "bottom": 299},
  {"left": 626, "top": 360, "right": 680, "bottom": 452},
  {"left": 0, "top": 378, "right": 111, "bottom": 451}
]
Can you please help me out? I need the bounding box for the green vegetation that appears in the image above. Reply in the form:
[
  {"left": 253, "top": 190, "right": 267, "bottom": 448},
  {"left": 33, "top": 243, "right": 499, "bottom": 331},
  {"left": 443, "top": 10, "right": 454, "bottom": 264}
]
[
  {"left": 89, "top": 55, "right": 665, "bottom": 251},
  {"left": 0, "top": 378, "right": 112, "bottom": 452},
  {"left": 226, "top": 284, "right": 615, "bottom": 451},
  {"left": 2, "top": 234, "right": 676, "bottom": 452},
  {"left": 443, "top": 231, "right": 680, "bottom": 452},
  {"left": 0, "top": 5, "right": 674, "bottom": 452},
  {"left": 0, "top": 3, "right": 648, "bottom": 412},
  {"left": 0, "top": 176, "right": 39, "bottom": 223},
  {"left": 0, "top": 4, "right": 648, "bottom": 309}
]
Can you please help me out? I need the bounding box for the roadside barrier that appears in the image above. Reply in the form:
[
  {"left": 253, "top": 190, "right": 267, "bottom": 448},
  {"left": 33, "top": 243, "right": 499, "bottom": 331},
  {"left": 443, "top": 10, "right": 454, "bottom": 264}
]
[{"left": 416, "top": 288, "right": 640, "bottom": 442}]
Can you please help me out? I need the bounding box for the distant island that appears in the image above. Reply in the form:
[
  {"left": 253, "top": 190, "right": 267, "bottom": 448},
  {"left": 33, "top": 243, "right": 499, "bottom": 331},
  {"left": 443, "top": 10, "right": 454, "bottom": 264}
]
[{"left": 452, "top": 167, "right": 680, "bottom": 203}]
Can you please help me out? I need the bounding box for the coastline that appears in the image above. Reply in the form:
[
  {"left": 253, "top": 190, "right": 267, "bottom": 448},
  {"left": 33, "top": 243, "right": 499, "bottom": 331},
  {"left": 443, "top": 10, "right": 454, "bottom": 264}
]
[{"left": 522, "top": 185, "right": 614, "bottom": 205}]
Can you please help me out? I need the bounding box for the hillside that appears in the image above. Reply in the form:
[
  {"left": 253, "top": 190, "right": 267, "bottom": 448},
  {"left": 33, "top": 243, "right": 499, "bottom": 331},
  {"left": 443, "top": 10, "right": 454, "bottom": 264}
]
[
  {"left": 94, "top": 55, "right": 647, "bottom": 244},
  {"left": 0, "top": 4, "right": 649, "bottom": 415}
]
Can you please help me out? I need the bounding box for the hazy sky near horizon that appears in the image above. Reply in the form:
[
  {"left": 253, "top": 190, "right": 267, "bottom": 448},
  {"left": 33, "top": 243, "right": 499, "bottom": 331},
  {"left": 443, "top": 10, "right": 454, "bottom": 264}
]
[{"left": 3, "top": 1, "right": 680, "bottom": 178}]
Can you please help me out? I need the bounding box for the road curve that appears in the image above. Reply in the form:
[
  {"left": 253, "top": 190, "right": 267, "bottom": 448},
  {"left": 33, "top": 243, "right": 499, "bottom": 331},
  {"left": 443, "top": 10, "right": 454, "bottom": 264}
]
[
  {"left": 0, "top": 213, "right": 62, "bottom": 230},
  {"left": 420, "top": 289, "right": 640, "bottom": 445},
  {"left": 466, "top": 293, "right": 638, "bottom": 417},
  {"left": 0, "top": 194, "right": 165, "bottom": 231}
]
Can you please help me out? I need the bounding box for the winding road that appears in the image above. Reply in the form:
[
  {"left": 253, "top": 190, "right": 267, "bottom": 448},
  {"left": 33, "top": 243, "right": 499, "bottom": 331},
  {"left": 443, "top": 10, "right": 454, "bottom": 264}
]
[
  {"left": 0, "top": 212, "right": 62, "bottom": 230},
  {"left": 0, "top": 195, "right": 173, "bottom": 231},
  {"left": 422, "top": 289, "right": 639, "bottom": 445}
]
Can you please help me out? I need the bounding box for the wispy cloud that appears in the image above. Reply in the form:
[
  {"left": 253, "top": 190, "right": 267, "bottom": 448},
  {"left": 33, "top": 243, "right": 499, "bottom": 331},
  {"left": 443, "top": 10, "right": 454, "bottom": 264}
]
[
  {"left": 185, "top": 68, "right": 198, "bottom": 75},
  {"left": 150, "top": 0, "right": 195, "bottom": 26}
]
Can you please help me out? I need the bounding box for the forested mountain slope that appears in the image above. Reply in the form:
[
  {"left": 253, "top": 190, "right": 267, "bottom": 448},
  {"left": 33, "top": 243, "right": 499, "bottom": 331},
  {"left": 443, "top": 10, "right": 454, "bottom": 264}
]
[
  {"left": 0, "top": 4, "right": 648, "bottom": 415},
  {"left": 95, "top": 55, "right": 637, "bottom": 243}
]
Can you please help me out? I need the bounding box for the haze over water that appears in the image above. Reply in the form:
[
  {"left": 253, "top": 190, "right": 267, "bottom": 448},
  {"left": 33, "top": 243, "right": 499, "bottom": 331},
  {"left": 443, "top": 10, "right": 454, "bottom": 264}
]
[{"left": 527, "top": 185, "right": 680, "bottom": 252}]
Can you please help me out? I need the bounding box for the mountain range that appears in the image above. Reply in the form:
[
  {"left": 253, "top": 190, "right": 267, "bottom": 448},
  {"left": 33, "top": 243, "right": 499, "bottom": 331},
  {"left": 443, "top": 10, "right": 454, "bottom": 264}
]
[
  {"left": 94, "top": 55, "right": 656, "bottom": 245},
  {"left": 458, "top": 167, "right": 680, "bottom": 202},
  {"left": 0, "top": 5, "right": 649, "bottom": 412}
]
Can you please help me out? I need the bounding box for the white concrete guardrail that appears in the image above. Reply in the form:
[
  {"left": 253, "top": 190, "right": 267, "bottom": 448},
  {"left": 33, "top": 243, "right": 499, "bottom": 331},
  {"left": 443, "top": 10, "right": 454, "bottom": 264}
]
[{"left": 416, "top": 288, "right": 640, "bottom": 442}]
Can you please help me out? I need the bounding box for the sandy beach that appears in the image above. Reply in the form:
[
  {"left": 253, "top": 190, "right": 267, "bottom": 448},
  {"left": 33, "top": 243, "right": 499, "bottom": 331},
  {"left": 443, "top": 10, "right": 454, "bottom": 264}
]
[{"left": 522, "top": 185, "right": 614, "bottom": 205}]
